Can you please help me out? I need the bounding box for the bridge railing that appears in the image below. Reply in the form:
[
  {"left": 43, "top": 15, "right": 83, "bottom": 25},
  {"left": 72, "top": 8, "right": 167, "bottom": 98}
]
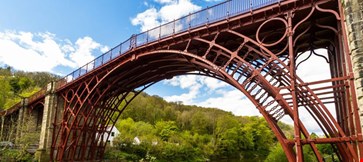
[
  {"left": 0, "top": 102, "right": 21, "bottom": 116},
  {"left": 54, "top": 0, "right": 280, "bottom": 90}
]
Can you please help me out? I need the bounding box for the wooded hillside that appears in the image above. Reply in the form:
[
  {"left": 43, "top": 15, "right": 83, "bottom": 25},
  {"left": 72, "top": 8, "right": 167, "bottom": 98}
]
[
  {"left": 0, "top": 66, "right": 59, "bottom": 110},
  {"left": 105, "top": 92, "right": 297, "bottom": 161}
]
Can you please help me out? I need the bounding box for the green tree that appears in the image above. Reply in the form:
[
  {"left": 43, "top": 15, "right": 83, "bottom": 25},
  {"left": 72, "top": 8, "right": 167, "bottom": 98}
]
[
  {"left": 317, "top": 144, "right": 336, "bottom": 162},
  {"left": 177, "top": 111, "right": 192, "bottom": 130},
  {"left": 0, "top": 77, "right": 11, "bottom": 110},
  {"left": 264, "top": 144, "right": 288, "bottom": 162},
  {"left": 240, "top": 117, "right": 274, "bottom": 159},
  {"left": 0, "top": 115, "right": 38, "bottom": 161},
  {"left": 0, "top": 66, "right": 12, "bottom": 76},
  {"left": 0, "top": 66, "right": 57, "bottom": 110},
  {"left": 109, "top": 91, "right": 297, "bottom": 161},
  {"left": 191, "top": 111, "right": 211, "bottom": 134},
  {"left": 212, "top": 114, "right": 241, "bottom": 157},
  {"left": 155, "top": 121, "right": 178, "bottom": 141}
]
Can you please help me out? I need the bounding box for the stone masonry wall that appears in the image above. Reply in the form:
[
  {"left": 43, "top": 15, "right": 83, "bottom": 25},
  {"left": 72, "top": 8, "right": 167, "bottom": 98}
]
[{"left": 343, "top": 0, "right": 363, "bottom": 127}]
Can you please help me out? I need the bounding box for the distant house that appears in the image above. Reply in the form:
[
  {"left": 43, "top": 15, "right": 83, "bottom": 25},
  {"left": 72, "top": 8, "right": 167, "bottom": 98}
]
[
  {"left": 133, "top": 136, "right": 141, "bottom": 145},
  {"left": 100, "top": 126, "right": 120, "bottom": 147}
]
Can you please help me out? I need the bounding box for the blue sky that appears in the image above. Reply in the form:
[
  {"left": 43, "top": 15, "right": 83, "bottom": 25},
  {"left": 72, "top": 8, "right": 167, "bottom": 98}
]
[{"left": 0, "top": 0, "right": 334, "bottom": 134}]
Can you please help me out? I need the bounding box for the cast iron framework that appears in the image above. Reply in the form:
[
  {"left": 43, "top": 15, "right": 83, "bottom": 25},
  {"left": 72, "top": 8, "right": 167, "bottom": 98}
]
[{"left": 1, "top": 0, "right": 362, "bottom": 161}]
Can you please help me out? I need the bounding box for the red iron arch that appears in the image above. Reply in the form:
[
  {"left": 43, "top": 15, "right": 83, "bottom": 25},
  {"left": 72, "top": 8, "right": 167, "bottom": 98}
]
[{"left": 49, "top": 1, "right": 362, "bottom": 161}]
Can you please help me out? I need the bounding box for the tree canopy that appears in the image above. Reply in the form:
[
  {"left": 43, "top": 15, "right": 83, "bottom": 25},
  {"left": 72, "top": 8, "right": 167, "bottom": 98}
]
[
  {"left": 0, "top": 66, "right": 59, "bottom": 110},
  {"left": 106, "top": 92, "right": 292, "bottom": 161}
]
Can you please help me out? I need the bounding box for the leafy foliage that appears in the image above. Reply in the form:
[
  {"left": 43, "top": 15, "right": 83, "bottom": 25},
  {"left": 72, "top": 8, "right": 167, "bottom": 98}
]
[
  {"left": 106, "top": 92, "right": 293, "bottom": 161},
  {"left": 264, "top": 143, "right": 288, "bottom": 162},
  {"left": 0, "top": 115, "right": 39, "bottom": 161},
  {"left": 0, "top": 66, "right": 59, "bottom": 110}
]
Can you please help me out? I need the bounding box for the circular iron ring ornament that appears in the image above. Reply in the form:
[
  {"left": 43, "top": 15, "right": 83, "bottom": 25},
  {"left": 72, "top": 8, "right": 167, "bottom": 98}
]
[
  {"left": 256, "top": 17, "right": 288, "bottom": 47},
  {"left": 259, "top": 31, "right": 289, "bottom": 56}
]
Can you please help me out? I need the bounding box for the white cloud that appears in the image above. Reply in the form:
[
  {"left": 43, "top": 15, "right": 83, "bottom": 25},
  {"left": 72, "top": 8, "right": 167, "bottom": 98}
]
[
  {"left": 69, "top": 37, "right": 101, "bottom": 67},
  {"left": 282, "top": 103, "right": 336, "bottom": 135},
  {"left": 0, "top": 30, "right": 108, "bottom": 74},
  {"left": 131, "top": 8, "right": 160, "bottom": 32},
  {"left": 164, "top": 75, "right": 202, "bottom": 104},
  {"left": 154, "top": 0, "right": 175, "bottom": 4},
  {"left": 100, "top": 46, "right": 110, "bottom": 53},
  {"left": 203, "top": 77, "right": 228, "bottom": 91},
  {"left": 158, "top": 0, "right": 201, "bottom": 22},
  {"left": 197, "top": 89, "right": 260, "bottom": 116},
  {"left": 131, "top": 0, "right": 201, "bottom": 32},
  {"left": 163, "top": 75, "right": 259, "bottom": 116},
  {"left": 296, "top": 49, "right": 331, "bottom": 82},
  {"left": 0, "top": 31, "right": 74, "bottom": 72},
  {"left": 163, "top": 75, "right": 229, "bottom": 95},
  {"left": 144, "top": 1, "right": 149, "bottom": 6},
  {"left": 164, "top": 84, "right": 201, "bottom": 104}
]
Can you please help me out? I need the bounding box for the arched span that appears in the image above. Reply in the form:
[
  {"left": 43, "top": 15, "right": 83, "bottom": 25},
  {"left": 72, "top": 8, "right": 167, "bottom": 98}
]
[
  {"left": 52, "top": 32, "right": 351, "bottom": 162},
  {"left": 51, "top": 2, "right": 359, "bottom": 161},
  {"left": 53, "top": 46, "right": 352, "bottom": 161}
]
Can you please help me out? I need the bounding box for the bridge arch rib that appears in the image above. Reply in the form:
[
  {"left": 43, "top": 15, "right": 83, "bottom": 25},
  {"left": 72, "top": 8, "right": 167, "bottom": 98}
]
[
  {"left": 49, "top": 1, "right": 361, "bottom": 161},
  {"left": 53, "top": 32, "right": 353, "bottom": 162}
]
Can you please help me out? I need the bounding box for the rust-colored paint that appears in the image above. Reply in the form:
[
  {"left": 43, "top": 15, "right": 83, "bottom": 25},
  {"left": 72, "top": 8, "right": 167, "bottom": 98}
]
[{"left": 1, "top": 0, "right": 362, "bottom": 161}]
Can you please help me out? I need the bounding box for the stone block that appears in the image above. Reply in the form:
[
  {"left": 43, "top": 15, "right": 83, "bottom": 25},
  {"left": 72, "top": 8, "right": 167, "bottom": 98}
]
[
  {"left": 352, "top": 56, "right": 363, "bottom": 69},
  {"left": 352, "top": 51, "right": 363, "bottom": 57},
  {"left": 354, "top": 69, "right": 363, "bottom": 78},
  {"left": 356, "top": 86, "right": 363, "bottom": 97}
]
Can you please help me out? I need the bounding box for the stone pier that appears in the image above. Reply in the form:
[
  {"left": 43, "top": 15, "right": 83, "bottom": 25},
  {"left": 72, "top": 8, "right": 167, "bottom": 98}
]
[
  {"left": 35, "top": 82, "right": 61, "bottom": 162},
  {"left": 343, "top": 0, "right": 363, "bottom": 128}
]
